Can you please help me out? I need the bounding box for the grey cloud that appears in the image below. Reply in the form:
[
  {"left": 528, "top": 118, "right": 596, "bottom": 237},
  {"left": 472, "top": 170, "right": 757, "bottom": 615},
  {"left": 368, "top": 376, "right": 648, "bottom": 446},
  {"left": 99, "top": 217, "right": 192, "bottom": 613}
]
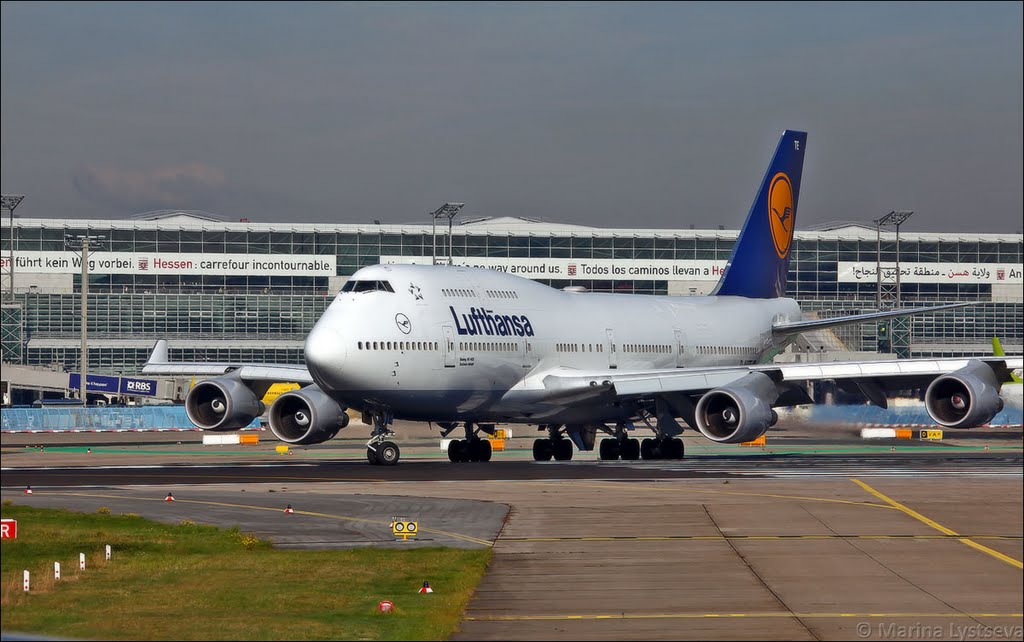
[{"left": 72, "top": 163, "right": 227, "bottom": 213}]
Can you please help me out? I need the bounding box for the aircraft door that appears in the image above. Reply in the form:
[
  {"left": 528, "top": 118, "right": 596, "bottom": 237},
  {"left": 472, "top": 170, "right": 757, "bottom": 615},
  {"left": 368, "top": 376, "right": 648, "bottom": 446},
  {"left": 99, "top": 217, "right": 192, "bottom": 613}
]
[
  {"left": 606, "top": 329, "right": 617, "bottom": 369},
  {"left": 674, "top": 329, "right": 686, "bottom": 368},
  {"left": 442, "top": 325, "right": 456, "bottom": 368}
]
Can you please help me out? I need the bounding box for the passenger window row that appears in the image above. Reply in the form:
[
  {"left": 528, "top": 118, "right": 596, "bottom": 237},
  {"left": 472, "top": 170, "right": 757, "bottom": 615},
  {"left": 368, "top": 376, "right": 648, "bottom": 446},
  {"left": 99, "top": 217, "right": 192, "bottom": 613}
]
[
  {"left": 458, "top": 341, "right": 518, "bottom": 352},
  {"left": 696, "top": 345, "right": 758, "bottom": 355},
  {"left": 358, "top": 340, "right": 439, "bottom": 351},
  {"left": 556, "top": 343, "right": 604, "bottom": 353},
  {"left": 623, "top": 344, "right": 672, "bottom": 354},
  {"left": 442, "top": 288, "right": 476, "bottom": 298},
  {"left": 485, "top": 289, "right": 519, "bottom": 299}
]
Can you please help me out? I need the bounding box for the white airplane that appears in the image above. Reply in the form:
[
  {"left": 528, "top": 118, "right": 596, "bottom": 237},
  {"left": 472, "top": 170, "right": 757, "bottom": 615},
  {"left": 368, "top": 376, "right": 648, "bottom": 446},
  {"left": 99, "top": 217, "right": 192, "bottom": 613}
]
[{"left": 144, "top": 130, "right": 1022, "bottom": 466}]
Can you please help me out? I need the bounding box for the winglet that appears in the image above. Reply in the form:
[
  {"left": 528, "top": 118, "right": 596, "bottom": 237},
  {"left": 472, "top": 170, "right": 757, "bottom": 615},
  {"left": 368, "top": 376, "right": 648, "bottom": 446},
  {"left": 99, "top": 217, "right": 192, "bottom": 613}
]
[
  {"left": 713, "top": 130, "right": 807, "bottom": 299},
  {"left": 147, "top": 339, "right": 169, "bottom": 365},
  {"left": 993, "top": 337, "right": 1024, "bottom": 383}
]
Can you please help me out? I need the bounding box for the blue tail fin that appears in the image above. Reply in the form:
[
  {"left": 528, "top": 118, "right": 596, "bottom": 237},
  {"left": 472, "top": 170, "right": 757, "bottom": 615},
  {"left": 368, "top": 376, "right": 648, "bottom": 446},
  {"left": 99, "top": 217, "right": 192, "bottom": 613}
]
[{"left": 712, "top": 130, "right": 807, "bottom": 299}]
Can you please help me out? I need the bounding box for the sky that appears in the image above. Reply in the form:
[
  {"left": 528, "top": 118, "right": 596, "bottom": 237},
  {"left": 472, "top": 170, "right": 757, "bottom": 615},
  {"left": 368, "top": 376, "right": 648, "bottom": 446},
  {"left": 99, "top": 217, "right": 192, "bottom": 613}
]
[{"left": 1, "top": 2, "right": 1022, "bottom": 233}]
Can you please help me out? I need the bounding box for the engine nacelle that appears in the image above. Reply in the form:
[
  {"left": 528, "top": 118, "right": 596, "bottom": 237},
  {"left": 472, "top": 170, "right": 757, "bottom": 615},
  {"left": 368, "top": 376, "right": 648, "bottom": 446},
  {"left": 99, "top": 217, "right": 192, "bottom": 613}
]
[
  {"left": 695, "top": 372, "right": 779, "bottom": 443},
  {"left": 185, "top": 377, "right": 264, "bottom": 431},
  {"left": 925, "top": 360, "right": 1004, "bottom": 429},
  {"left": 268, "top": 385, "right": 349, "bottom": 445}
]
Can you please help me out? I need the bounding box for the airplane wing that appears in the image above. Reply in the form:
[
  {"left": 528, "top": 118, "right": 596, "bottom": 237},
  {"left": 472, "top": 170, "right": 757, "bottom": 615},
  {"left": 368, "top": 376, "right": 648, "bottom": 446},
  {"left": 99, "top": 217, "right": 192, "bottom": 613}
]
[
  {"left": 770, "top": 302, "right": 970, "bottom": 336},
  {"left": 140, "top": 340, "right": 315, "bottom": 384},
  {"left": 525, "top": 355, "right": 1022, "bottom": 433},
  {"left": 535, "top": 356, "right": 1022, "bottom": 401}
]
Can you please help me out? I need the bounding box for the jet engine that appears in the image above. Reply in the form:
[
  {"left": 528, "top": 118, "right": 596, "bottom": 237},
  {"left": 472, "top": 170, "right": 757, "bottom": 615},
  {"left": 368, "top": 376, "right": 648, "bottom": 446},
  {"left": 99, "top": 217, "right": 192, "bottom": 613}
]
[
  {"left": 268, "top": 385, "right": 349, "bottom": 445},
  {"left": 694, "top": 372, "right": 779, "bottom": 443},
  {"left": 925, "top": 360, "right": 1004, "bottom": 428},
  {"left": 185, "top": 377, "right": 263, "bottom": 431}
]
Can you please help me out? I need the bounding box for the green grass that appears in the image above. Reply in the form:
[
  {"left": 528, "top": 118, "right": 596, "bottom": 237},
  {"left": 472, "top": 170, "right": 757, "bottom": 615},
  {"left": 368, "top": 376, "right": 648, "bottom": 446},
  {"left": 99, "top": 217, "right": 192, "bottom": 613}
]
[{"left": 1, "top": 504, "right": 491, "bottom": 640}]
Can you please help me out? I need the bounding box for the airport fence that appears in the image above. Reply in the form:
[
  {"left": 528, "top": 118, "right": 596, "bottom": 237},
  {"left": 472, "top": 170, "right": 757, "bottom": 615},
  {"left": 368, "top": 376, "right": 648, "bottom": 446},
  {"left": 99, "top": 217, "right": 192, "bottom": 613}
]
[
  {"left": 0, "top": 406, "right": 261, "bottom": 432},
  {"left": 786, "top": 398, "right": 1022, "bottom": 427}
]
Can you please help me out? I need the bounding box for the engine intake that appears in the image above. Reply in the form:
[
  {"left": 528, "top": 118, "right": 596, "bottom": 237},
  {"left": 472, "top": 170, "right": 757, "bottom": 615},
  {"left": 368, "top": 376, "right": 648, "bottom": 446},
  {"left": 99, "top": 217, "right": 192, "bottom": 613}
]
[
  {"left": 695, "top": 372, "right": 779, "bottom": 443},
  {"left": 268, "top": 386, "right": 349, "bottom": 445},
  {"left": 925, "top": 360, "right": 1004, "bottom": 428},
  {"left": 185, "top": 377, "right": 263, "bottom": 431}
]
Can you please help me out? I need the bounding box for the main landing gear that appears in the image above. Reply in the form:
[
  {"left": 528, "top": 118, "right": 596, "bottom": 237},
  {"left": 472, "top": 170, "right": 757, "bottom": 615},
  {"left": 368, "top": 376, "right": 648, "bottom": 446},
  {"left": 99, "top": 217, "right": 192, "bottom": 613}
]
[
  {"left": 444, "top": 422, "right": 493, "bottom": 463},
  {"left": 532, "top": 425, "right": 574, "bottom": 461},
  {"left": 366, "top": 411, "right": 400, "bottom": 466},
  {"left": 598, "top": 423, "right": 684, "bottom": 461}
]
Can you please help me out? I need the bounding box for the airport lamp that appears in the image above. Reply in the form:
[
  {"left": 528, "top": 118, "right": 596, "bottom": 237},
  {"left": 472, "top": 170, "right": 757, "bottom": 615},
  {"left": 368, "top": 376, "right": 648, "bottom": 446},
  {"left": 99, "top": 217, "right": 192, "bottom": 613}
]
[
  {"left": 2, "top": 194, "right": 25, "bottom": 303},
  {"left": 64, "top": 234, "right": 106, "bottom": 405},
  {"left": 430, "top": 203, "right": 465, "bottom": 265}
]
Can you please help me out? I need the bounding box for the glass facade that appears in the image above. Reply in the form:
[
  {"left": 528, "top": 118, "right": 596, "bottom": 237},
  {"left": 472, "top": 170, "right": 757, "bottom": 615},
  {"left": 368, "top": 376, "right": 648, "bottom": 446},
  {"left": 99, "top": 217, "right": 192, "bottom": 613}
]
[{"left": 2, "top": 213, "right": 1021, "bottom": 374}]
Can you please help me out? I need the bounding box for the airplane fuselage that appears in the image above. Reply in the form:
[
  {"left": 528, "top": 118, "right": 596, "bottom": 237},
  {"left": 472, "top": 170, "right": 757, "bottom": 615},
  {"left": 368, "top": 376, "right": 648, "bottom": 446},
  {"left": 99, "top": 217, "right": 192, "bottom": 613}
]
[{"left": 304, "top": 264, "right": 801, "bottom": 424}]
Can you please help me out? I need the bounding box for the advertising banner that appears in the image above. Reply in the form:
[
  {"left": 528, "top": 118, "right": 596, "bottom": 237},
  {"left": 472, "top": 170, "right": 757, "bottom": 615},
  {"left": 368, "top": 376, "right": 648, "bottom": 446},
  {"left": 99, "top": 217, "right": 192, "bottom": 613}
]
[
  {"left": 68, "top": 373, "right": 120, "bottom": 394},
  {"left": 380, "top": 256, "right": 729, "bottom": 281},
  {"left": 838, "top": 262, "right": 1023, "bottom": 285},
  {"left": 118, "top": 377, "right": 158, "bottom": 396},
  {"left": 1, "top": 252, "right": 334, "bottom": 277}
]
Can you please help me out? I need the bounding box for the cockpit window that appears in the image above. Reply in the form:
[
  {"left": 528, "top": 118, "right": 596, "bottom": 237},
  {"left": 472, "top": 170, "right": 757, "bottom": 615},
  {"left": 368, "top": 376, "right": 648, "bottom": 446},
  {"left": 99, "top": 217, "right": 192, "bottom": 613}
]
[{"left": 341, "top": 280, "right": 394, "bottom": 293}]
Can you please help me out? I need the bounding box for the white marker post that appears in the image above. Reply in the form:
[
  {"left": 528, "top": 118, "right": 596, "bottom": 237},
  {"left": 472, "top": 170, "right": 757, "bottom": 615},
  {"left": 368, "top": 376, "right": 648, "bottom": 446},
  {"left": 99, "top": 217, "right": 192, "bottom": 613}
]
[
  {"left": 105, "top": 544, "right": 111, "bottom": 561},
  {"left": 54, "top": 561, "right": 61, "bottom": 580},
  {"left": 23, "top": 570, "right": 30, "bottom": 592},
  {"left": 80, "top": 553, "right": 86, "bottom": 570}
]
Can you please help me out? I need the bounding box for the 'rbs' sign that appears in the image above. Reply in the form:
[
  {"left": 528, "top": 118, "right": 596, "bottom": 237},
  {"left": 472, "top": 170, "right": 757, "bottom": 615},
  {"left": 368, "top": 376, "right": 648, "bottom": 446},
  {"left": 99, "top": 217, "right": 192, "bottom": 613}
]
[{"left": 119, "top": 378, "right": 157, "bottom": 396}]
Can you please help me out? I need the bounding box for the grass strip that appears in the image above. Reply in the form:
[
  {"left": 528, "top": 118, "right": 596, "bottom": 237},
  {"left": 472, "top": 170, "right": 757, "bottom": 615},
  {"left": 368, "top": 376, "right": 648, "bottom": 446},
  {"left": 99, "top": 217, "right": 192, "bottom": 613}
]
[{"left": 1, "top": 504, "right": 491, "bottom": 640}]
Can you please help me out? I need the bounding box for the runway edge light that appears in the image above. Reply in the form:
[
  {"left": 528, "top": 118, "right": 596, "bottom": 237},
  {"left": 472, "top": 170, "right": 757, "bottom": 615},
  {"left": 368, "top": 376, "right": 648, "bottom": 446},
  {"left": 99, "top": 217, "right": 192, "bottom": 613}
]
[
  {"left": 165, "top": 492, "right": 175, "bottom": 502},
  {"left": 419, "top": 581, "right": 433, "bottom": 594},
  {"left": 284, "top": 504, "right": 294, "bottom": 515}
]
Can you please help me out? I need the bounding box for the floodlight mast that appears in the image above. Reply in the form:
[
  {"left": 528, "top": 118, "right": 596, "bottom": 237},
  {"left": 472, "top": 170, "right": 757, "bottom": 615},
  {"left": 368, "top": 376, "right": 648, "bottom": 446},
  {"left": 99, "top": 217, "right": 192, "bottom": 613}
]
[
  {"left": 64, "top": 234, "right": 106, "bottom": 406},
  {"left": 430, "top": 203, "right": 465, "bottom": 265},
  {"left": 872, "top": 210, "right": 914, "bottom": 356},
  {"left": 2, "top": 194, "right": 26, "bottom": 303}
]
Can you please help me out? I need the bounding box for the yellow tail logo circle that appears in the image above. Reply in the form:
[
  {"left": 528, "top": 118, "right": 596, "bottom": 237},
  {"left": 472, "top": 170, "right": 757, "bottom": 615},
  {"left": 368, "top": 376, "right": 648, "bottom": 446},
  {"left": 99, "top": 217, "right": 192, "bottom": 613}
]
[{"left": 768, "top": 172, "right": 794, "bottom": 258}]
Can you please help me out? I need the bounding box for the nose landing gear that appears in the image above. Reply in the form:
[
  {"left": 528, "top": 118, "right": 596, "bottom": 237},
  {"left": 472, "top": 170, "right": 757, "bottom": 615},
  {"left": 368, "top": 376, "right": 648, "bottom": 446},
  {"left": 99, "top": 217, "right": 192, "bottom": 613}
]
[{"left": 366, "top": 410, "right": 400, "bottom": 466}]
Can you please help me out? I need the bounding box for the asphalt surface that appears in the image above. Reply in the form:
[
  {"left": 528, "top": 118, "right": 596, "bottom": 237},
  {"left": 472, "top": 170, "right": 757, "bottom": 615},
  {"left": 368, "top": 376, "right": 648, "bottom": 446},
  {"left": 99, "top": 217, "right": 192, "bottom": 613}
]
[{"left": 2, "top": 423, "right": 1022, "bottom": 641}]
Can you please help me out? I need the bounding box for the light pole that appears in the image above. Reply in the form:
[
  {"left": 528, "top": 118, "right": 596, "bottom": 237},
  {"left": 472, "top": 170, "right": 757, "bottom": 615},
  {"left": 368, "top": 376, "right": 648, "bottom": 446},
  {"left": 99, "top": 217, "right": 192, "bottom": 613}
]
[
  {"left": 430, "top": 203, "right": 465, "bottom": 265},
  {"left": 2, "top": 194, "right": 25, "bottom": 302},
  {"left": 872, "top": 210, "right": 914, "bottom": 356},
  {"left": 64, "top": 234, "right": 105, "bottom": 406}
]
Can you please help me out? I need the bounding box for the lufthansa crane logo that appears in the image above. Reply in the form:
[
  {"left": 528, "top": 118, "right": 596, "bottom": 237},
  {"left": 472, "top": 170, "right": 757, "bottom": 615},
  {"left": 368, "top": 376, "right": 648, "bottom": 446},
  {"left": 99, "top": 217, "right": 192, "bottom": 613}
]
[
  {"left": 768, "top": 172, "right": 794, "bottom": 259},
  {"left": 395, "top": 313, "right": 412, "bottom": 334}
]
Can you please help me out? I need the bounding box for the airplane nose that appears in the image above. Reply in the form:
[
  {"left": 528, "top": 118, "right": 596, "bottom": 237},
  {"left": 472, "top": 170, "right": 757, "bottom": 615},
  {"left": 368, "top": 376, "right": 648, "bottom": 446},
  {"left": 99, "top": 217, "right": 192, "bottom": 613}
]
[{"left": 304, "top": 320, "right": 346, "bottom": 390}]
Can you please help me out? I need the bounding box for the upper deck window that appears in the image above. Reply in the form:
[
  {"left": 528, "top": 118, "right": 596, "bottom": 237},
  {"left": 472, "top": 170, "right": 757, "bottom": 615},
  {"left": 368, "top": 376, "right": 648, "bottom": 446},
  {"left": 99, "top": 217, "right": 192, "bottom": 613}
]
[{"left": 341, "top": 280, "right": 395, "bottom": 293}]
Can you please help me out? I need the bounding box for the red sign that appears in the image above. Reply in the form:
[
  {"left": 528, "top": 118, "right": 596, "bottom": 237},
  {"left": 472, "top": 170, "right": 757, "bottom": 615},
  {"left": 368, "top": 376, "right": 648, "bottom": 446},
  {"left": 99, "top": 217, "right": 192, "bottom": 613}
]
[{"left": 1, "top": 519, "right": 16, "bottom": 539}]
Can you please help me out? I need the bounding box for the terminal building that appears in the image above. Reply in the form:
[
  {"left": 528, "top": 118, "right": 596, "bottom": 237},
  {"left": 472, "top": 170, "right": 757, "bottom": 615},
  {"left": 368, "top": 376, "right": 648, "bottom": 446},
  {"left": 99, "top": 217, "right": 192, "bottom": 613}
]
[{"left": 1, "top": 209, "right": 1022, "bottom": 396}]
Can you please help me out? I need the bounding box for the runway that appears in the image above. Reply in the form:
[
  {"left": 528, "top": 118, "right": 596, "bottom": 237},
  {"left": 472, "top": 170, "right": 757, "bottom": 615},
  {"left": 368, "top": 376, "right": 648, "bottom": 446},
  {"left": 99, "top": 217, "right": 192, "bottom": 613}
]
[{"left": 3, "top": 427, "right": 1022, "bottom": 640}]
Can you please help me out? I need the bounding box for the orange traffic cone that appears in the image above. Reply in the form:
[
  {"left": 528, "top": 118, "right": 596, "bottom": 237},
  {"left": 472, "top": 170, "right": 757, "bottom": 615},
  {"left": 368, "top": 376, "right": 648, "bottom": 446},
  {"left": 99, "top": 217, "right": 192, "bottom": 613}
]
[
  {"left": 284, "top": 504, "right": 294, "bottom": 515},
  {"left": 418, "top": 581, "right": 433, "bottom": 594},
  {"left": 165, "top": 492, "right": 175, "bottom": 502}
]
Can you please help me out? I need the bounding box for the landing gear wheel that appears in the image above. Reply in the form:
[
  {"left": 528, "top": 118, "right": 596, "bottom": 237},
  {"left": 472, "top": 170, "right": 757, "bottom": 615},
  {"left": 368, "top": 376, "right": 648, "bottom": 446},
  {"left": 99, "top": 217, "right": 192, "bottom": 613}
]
[
  {"left": 474, "top": 439, "right": 493, "bottom": 462},
  {"left": 377, "top": 441, "right": 400, "bottom": 466},
  {"left": 640, "top": 438, "right": 657, "bottom": 460},
  {"left": 448, "top": 439, "right": 465, "bottom": 463},
  {"left": 532, "top": 438, "right": 553, "bottom": 462},
  {"left": 598, "top": 439, "right": 620, "bottom": 461},
  {"left": 366, "top": 447, "right": 380, "bottom": 465},
  {"left": 622, "top": 438, "right": 640, "bottom": 460},
  {"left": 667, "top": 437, "right": 684, "bottom": 459},
  {"left": 553, "top": 439, "right": 573, "bottom": 461}
]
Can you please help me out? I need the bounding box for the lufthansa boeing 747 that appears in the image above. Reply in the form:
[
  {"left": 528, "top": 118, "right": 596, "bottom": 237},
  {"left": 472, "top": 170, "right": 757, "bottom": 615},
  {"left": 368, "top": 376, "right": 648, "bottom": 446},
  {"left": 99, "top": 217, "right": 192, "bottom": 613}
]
[{"left": 144, "top": 130, "right": 1022, "bottom": 465}]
